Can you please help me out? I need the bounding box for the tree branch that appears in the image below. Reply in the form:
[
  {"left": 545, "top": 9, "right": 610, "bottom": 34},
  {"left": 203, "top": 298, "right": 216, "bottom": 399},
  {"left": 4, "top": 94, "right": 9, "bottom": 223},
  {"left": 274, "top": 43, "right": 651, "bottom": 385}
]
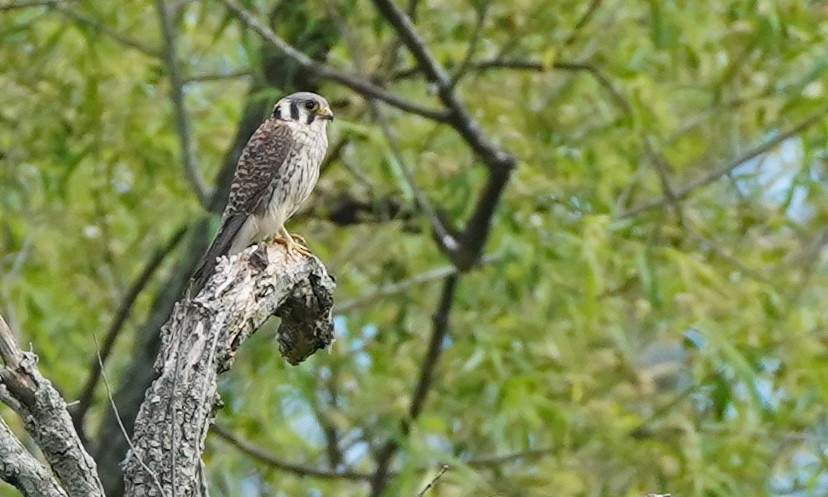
[
  {"left": 416, "top": 464, "right": 448, "bottom": 497},
  {"left": 219, "top": 0, "right": 450, "bottom": 123},
  {"left": 210, "top": 424, "right": 371, "bottom": 481},
  {"left": 0, "top": 315, "right": 104, "bottom": 497},
  {"left": 448, "top": 2, "right": 488, "bottom": 88},
  {"left": 0, "top": 416, "right": 69, "bottom": 497},
  {"left": 369, "top": 0, "right": 516, "bottom": 270},
  {"left": 562, "top": 0, "right": 603, "bottom": 46},
  {"left": 156, "top": 0, "right": 210, "bottom": 206},
  {"left": 323, "top": 0, "right": 461, "bottom": 257},
  {"left": 123, "top": 243, "right": 336, "bottom": 496},
  {"left": 370, "top": 0, "right": 514, "bottom": 171}
]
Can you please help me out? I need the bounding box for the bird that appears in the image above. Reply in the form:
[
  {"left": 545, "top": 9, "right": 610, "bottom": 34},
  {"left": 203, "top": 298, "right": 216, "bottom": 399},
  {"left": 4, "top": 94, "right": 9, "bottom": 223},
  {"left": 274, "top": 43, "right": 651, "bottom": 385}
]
[{"left": 190, "top": 92, "right": 333, "bottom": 293}]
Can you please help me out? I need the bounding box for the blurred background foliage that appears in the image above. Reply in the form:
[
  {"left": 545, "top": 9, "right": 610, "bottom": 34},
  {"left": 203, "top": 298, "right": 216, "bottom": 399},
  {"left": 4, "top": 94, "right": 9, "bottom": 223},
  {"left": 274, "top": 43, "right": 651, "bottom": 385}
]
[{"left": 2, "top": 0, "right": 828, "bottom": 496}]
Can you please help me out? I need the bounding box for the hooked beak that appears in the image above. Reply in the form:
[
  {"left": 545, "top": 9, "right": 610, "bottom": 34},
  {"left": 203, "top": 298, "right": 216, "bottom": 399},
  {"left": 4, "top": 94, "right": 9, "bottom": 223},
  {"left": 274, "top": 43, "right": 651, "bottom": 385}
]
[{"left": 317, "top": 106, "right": 334, "bottom": 121}]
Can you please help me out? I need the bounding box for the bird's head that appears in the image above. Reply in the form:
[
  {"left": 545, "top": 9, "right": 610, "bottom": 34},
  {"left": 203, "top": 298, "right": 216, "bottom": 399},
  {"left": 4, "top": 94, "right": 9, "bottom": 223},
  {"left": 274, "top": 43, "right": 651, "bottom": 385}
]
[{"left": 272, "top": 92, "right": 334, "bottom": 126}]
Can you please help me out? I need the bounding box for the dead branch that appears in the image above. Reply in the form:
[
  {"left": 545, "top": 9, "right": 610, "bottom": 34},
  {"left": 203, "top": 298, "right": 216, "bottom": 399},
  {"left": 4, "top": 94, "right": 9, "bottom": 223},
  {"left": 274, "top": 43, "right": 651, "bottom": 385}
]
[
  {"left": 122, "top": 243, "right": 335, "bottom": 497},
  {"left": 0, "top": 315, "right": 105, "bottom": 497},
  {"left": 0, "top": 416, "right": 68, "bottom": 497}
]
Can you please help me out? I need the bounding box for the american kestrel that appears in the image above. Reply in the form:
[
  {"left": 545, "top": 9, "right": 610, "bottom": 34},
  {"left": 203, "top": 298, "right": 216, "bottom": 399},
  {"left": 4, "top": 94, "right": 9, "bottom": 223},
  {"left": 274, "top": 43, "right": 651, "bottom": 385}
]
[{"left": 191, "top": 92, "right": 333, "bottom": 292}]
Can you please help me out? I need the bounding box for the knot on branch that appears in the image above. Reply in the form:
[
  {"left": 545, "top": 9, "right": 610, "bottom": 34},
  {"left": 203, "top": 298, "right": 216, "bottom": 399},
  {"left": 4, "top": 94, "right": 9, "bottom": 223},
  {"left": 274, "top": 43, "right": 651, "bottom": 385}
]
[{"left": 275, "top": 270, "right": 336, "bottom": 365}]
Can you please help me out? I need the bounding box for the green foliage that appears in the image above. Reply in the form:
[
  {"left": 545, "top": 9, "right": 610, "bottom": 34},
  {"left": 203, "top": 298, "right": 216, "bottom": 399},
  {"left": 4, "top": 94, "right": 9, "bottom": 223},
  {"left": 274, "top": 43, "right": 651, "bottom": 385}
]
[{"left": 2, "top": 0, "right": 828, "bottom": 496}]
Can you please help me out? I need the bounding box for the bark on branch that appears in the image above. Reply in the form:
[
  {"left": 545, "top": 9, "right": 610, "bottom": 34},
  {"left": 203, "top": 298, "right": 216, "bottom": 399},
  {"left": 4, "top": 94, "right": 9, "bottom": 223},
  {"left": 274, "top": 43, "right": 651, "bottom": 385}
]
[
  {"left": 0, "top": 315, "right": 105, "bottom": 497},
  {"left": 123, "top": 242, "right": 336, "bottom": 497},
  {"left": 0, "top": 417, "right": 68, "bottom": 497}
]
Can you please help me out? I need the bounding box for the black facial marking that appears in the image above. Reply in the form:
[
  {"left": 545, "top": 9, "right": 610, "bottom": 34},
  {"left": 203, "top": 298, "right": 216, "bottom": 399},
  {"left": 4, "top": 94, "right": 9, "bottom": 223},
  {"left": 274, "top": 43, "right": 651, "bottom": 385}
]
[
  {"left": 272, "top": 104, "right": 281, "bottom": 118},
  {"left": 289, "top": 102, "right": 299, "bottom": 121},
  {"left": 306, "top": 111, "right": 315, "bottom": 125}
]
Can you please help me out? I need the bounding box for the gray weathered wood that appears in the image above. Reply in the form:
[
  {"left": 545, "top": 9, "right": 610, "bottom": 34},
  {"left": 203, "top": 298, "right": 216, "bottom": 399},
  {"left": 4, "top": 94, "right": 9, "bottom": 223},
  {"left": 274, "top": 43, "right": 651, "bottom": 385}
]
[
  {"left": 0, "top": 315, "right": 105, "bottom": 497},
  {"left": 123, "top": 242, "right": 335, "bottom": 497},
  {"left": 0, "top": 416, "right": 69, "bottom": 497}
]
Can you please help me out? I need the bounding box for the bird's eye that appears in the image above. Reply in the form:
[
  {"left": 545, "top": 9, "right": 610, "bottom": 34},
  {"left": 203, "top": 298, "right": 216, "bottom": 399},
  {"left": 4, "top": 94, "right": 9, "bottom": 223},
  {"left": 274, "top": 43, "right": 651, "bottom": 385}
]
[{"left": 304, "top": 101, "right": 317, "bottom": 111}]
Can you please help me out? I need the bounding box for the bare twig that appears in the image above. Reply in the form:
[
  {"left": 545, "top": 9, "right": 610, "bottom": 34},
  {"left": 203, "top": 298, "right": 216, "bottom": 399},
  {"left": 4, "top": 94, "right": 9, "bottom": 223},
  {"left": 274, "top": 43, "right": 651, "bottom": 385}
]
[
  {"left": 74, "top": 224, "right": 188, "bottom": 430},
  {"left": 370, "top": 0, "right": 513, "bottom": 169},
  {"left": 641, "top": 135, "right": 684, "bottom": 223},
  {"left": 156, "top": 0, "right": 209, "bottom": 206},
  {"left": 0, "top": 316, "right": 24, "bottom": 368},
  {"left": 182, "top": 70, "right": 252, "bottom": 84},
  {"left": 685, "top": 224, "right": 774, "bottom": 287},
  {"left": 93, "top": 336, "right": 167, "bottom": 497},
  {"left": 449, "top": 3, "right": 488, "bottom": 88},
  {"left": 324, "top": 0, "right": 460, "bottom": 255},
  {"left": 370, "top": 0, "right": 515, "bottom": 270},
  {"left": 416, "top": 464, "right": 449, "bottom": 497},
  {"left": 220, "top": 0, "right": 449, "bottom": 122},
  {"left": 210, "top": 424, "right": 372, "bottom": 481}
]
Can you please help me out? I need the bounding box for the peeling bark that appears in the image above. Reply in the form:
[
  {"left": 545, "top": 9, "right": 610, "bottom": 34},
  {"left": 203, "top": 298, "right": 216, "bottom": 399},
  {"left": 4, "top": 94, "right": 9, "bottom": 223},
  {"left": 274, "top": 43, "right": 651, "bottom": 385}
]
[{"left": 123, "top": 243, "right": 335, "bottom": 497}]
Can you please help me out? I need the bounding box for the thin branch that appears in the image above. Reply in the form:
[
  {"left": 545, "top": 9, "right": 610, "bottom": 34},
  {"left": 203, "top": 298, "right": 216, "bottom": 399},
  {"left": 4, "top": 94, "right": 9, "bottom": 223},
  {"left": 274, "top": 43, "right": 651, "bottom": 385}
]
[
  {"left": 93, "top": 336, "right": 167, "bottom": 497},
  {"left": 53, "top": 5, "right": 160, "bottom": 58},
  {"left": 416, "top": 464, "right": 449, "bottom": 497},
  {"left": 370, "top": 0, "right": 515, "bottom": 271},
  {"left": 0, "top": 316, "right": 24, "bottom": 368},
  {"left": 156, "top": 0, "right": 210, "bottom": 206},
  {"left": 219, "top": 0, "right": 450, "bottom": 122},
  {"left": 562, "top": 0, "right": 603, "bottom": 46},
  {"left": 391, "top": 57, "right": 602, "bottom": 81},
  {"left": 210, "top": 424, "right": 372, "bottom": 481},
  {"left": 0, "top": 416, "right": 68, "bottom": 497},
  {"left": 448, "top": 2, "right": 488, "bottom": 88},
  {"left": 324, "top": 0, "right": 460, "bottom": 256},
  {"left": 182, "top": 70, "right": 252, "bottom": 85},
  {"left": 370, "top": 0, "right": 514, "bottom": 170},
  {"left": 335, "top": 253, "right": 499, "bottom": 314},
  {"left": 410, "top": 275, "right": 457, "bottom": 418},
  {"left": 369, "top": 275, "right": 459, "bottom": 497},
  {"left": 638, "top": 131, "right": 771, "bottom": 286},
  {"left": 0, "top": 0, "right": 71, "bottom": 12},
  {"left": 641, "top": 135, "right": 684, "bottom": 224},
  {"left": 73, "top": 224, "right": 188, "bottom": 430},
  {"left": 621, "top": 111, "right": 826, "bottom": 217}
]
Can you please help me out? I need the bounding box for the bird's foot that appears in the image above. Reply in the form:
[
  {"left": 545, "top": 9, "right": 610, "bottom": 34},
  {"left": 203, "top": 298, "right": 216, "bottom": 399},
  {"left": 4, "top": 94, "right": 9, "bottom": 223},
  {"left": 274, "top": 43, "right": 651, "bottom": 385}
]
[{"left": 271, "top": 231, "right": 312, "bottom": 257}]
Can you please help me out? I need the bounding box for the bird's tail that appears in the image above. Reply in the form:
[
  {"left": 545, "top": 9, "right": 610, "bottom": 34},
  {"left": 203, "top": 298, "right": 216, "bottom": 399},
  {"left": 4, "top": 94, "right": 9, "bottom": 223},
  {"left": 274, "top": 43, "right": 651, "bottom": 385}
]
[{"left": 189, "top": 214, "right": 246, "bottom": 296}]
